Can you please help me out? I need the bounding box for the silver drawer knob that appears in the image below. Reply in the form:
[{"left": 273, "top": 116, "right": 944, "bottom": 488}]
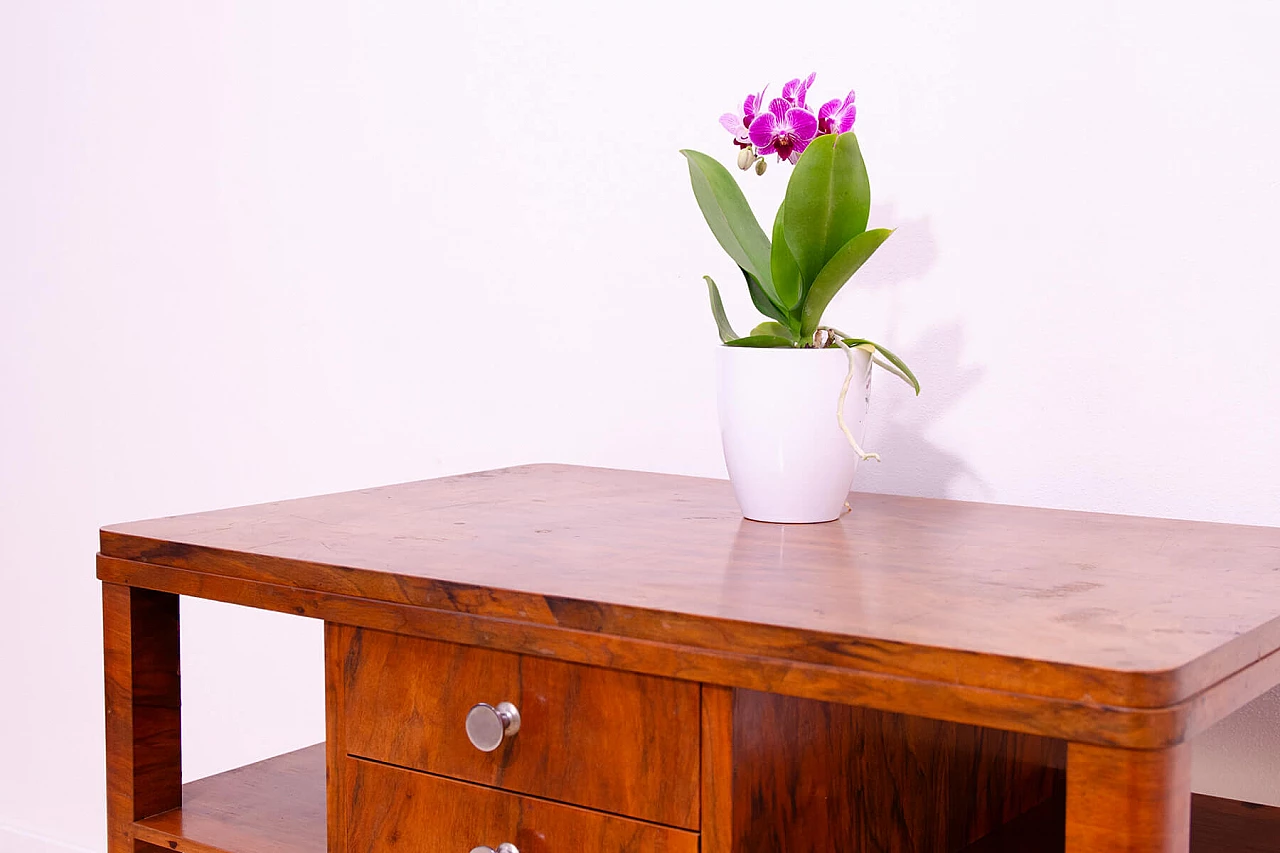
[
  {"left": 465, "top": 701, "right": 521, "bottom": 752},
  {"left": 470, "top": 845, "right": 519, "bottom": 853}
]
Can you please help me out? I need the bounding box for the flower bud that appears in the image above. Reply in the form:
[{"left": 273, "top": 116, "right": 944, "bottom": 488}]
[
  {"left": 737, "top": 147, "right": 756, "bottom": 170},
  {"left": 755, "top": 157, "right": 767, "bottom": 176}
]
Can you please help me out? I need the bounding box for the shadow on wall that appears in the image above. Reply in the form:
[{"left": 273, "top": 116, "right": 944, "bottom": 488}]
[
  {"left": 843, "top": 208, "right": 989, "bottom": 501},
  {"left": 856, "top": 323, "right": 988, "bottom": 502},
  {"left": 857, "top": 205, "right": 940, "bottom": 293}
]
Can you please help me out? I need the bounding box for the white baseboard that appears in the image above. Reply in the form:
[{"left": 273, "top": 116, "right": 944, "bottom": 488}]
[{"left": 0, "top": 823, "right": 95, "bottom": 853}]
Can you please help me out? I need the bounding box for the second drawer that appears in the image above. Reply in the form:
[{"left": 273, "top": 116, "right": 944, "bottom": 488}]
[
  {"left": 346, "top": 757, "right": 699, "bottom": 853},
  {"left": 340, "top": 628, "right": 702, "bottom": 829}
]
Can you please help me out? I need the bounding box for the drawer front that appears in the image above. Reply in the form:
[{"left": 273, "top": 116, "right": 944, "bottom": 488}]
[
  {"left": 341, "top": 628, "right": 701, "bottom": 829},
  {"left": 346, "top": 757, "right": 699, "bottom": 853}
]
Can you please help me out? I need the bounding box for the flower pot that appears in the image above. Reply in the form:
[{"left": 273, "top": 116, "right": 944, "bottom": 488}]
[{"left": 717, "top": 344, "right": 872, "bottom": 523}]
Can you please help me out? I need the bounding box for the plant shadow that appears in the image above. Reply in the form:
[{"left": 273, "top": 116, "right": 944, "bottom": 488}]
[
  {"left": 855, "top": 323, "right": 990, "bottom": 501},
  {"left": 839, "top": 207, "right": 989, "bottom": 501},
  {"left": 857, "top": 203, "right": 940, "bottom": 293}
]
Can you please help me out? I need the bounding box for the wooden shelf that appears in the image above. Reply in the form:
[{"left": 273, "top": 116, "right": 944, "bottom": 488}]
[
  {"left": 133, "top": 744, "right": 325, "bottom": 853},
  {"left": 128, "top": 741, "right": 1278, "bottom": 853},
  {"left": 961, "top": 790, "right": 1280, "bottom": 852},
  {"left": 1193, "top": 796, "right": 1280, "bottom": 853}
]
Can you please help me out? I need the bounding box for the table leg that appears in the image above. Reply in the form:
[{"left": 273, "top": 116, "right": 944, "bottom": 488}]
[
  {"left": 1066, "top": 742, "right": 1190, "bottom": 853},
  {"left": 699, "top": 684, "right": 734, "bottom": 853},
  {"left": 103, "top": 583, "right": 181, "bottom": 853}
]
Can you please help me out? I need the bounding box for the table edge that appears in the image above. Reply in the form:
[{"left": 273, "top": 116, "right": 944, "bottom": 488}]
[{"left": 94, "top": 534, "right": 1280, "bottom": 715}]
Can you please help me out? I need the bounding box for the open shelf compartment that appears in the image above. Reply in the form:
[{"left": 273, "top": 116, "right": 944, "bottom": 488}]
[
  {"left": 128, "top": 742, "right": 1279, "bottom": 853},
  {"left": 133, "top": 744, "right": 325, "bottom": 853}
]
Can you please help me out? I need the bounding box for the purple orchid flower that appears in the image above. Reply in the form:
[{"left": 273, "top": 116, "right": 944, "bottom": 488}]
[
  {"left": 818, "top": 90, "right": 857, "bottom": 135},
  {"left": 742, "top": 85, "right": 768, "bottom": 127},
  {"left": 719, "top": 113, "right": 751, "bottom": 148},
  {"left": 748, "top": 97, "right": 818, "bottom": 163},
  {"left": 720, "top": 85, "right": 769, "bottom": 149},
  {"left": 781, "top": 73, "right": 816, "bottom": 109}
]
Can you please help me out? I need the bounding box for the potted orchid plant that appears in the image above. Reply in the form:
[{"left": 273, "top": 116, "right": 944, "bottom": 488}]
[{"left": 682, "top": 73, "right": 920, "bottom": 524}]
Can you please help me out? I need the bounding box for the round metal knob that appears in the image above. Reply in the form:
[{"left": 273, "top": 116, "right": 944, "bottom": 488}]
[
  {"left": 465, "top": 701, "right": 521, "bottom": 752},
  {"left": 469, "top": 845, "right": 518, "bottom": 853}
]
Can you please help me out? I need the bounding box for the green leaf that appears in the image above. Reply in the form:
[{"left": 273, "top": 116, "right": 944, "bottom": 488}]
[
  {"left": 743, "top": 267, "right": 791, "bottom": 327},
  {"left": 680, "top": 149, "right": 777, "bottom": 301},
  {"left": 782, "top": 133, "right": 871, "bottom": 288},
  {"left": 800, "top": 228, "right": 893, "bottom": 339},
  {"left": 704, "top": 276, "right": 738, "bottom": 343},
  {"left": 750, "top": 321, "right": 795, "bottom": 340},
  {"left": 770, "top": 206, "right": 803, "bottom": 312},
  {"left": 723, "top": 334, "right": 796, "bottom": 348},
  {"left": 842, "top": 337, "right": 921, "bottom": 395}
]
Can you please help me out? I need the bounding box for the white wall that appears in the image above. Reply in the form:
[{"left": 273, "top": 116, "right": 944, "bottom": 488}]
[{"left": 3, "top": 1, "right": 1279, "bottom": 849}]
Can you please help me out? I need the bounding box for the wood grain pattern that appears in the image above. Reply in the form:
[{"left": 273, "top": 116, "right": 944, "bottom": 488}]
[
  {"left": 133, "top": 744, "right": 325, "bottom": 853},
  {"left": 960, "top": 792, "right": 1280, "bottom": 853},
  {"left": 97, "top": 553, "right": 1280, "bottom": 750},
  {"left": 699, "top": 685, "right": 734, "bottom": 853},
  {"left": 98, "top": 465, "right": 1280, "bottom": 853},
  {"left": 345, "top": 757, "right": 698, "bottom": 853},
  {"left": 97, "top": 548, "right": 1280, "bottom": 747},
  {"left": 1066, "top": 742, "right": 1191, "bottom": 852},
  {"left": 98, "top": 465, "right": 1280, "bottom": 712},
  {"left": 120, "top": 741, "right": 1280, "bottom": 853},
  {"left": 103, "top": 583, "right": 182, "bottom": 853},
  {"left": 339, "top": 627, "right": 700, "bottom": 829},
  {"left": 731, "top": 690, "right": 1064, "bottom": 852},
  {"left": 1190, "top": 795, "right": 1280, "bottom": 853},
  {"left": 324, "top": 624, "right": 349, "bottom": 853}
]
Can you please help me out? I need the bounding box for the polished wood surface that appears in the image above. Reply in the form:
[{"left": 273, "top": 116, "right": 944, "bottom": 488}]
[
  {"left": 103, "top": 583, "right": 182, "bottom": 853},
  {"left": 98, "top": 464, "right": 1280, "bottom": 853},
  {"left": 345, "top": 757, "right": 699, "bottom": 853},
  {"left": 1066, "top": 742, "right": 1191, "bottom": 852},
  {"left": 699, "top": 685, "right": 734, "bottom": 853},
  {"left": 960, "top": 792, "right": 1280, "bottom": 853},
  {"left": 100, "top": 464, "right": 1280, "bottom": 715},
  {"left": 730, "top": 690, "right": 1063, "bottom": 852},
  {"left": 323, "top": 624, "right": 348, "bottom": 853},
  {"left": 133, "top": 745, "right": 325, "bottom": 853},
  {"left": 1190, "top": 796, "right": 1280, "bottom": 853},
  {"left": 97, "top": 551, "right": 1280, "bottom": 751},
  {"left": 337, "top": 627, "right": 701, "bottom": 828},
  {"left": 120, "top": 741, "right": 1280, "bottom": 853}
]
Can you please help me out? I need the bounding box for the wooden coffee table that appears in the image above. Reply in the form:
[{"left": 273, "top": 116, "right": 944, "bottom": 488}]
[{"left": 99, "top": 465, "right": 1280, "bottom": 852}]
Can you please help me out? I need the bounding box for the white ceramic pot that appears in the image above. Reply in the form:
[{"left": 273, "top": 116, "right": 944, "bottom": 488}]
[{"left": 717, "top": 345, "right": 872, "bottom": 523}]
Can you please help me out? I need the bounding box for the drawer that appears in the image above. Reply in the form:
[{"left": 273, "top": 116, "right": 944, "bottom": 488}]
[
  {"left": 340, "top": 628, "right": 701, "bottom": 829},
  {"left": 346, "top": 758, "right": 699, "bottom": 853}
]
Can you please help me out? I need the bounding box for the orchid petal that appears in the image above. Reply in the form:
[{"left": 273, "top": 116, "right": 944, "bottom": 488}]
[
  {"left": 814, "top": 99, "right": 836, "bottom": 134},
  {"left": 837, "top": 104, "right": 857, "bottom": 133},
  {"left": 748, "top": 112, "right": 779, "bottom": 149},
  {"left": 781, "top": 78, "right": 800, "bottom": 103},
  {"left": 797, "top": 72, "right": 816, "bottom": 108},
  {"left": 787, "top": 107, "right": 818, "bottom": 143},
  {"left": 767, "top": 97, "right": 790, "bottom": 120},
  {"left": 720, "top": 113, "right": 747, "bottom": 137}
]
